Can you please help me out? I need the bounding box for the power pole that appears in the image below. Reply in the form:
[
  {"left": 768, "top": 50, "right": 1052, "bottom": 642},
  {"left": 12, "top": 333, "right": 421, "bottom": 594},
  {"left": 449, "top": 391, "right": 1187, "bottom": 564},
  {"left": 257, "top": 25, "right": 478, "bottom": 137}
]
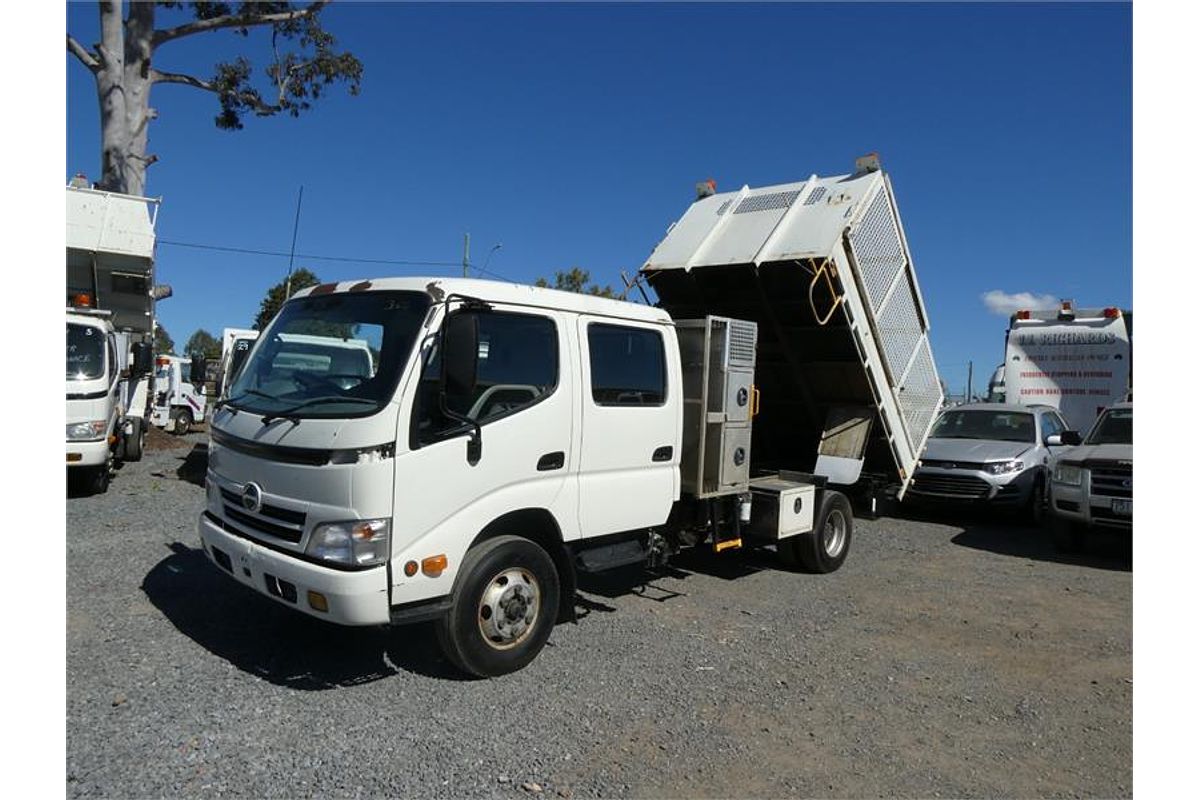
[
  {"left": 462, "top": 232, "right": 471, "bottom": 278},
  {"left": 967, "top": 360, "right": 974, "bottom": 402}
]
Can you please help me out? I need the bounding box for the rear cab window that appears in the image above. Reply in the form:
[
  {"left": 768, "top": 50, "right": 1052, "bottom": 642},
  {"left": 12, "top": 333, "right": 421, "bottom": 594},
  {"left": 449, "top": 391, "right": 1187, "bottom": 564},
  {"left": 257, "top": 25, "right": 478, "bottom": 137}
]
[{"left": 586, "top": 323, "right": 667, "bottom": 407}]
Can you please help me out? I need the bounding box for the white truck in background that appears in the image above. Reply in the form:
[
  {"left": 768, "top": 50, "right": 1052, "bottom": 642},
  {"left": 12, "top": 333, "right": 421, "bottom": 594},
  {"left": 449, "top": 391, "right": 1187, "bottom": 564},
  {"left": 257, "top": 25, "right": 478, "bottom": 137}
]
[
  {"left": 216, "top": 328, "right": 259, "bottom": 399},
  {"left": 66, "top": 177, "right": 165, "bottom": 494},
  {"left": 151, "top": 355, "right": 208, "bottom": 435},
  {"left": 1003, "top": 301, "right": 1132, "bottom": 433},
  {"left": 198, "top": 156, "right": 943, "bottom": 677}
]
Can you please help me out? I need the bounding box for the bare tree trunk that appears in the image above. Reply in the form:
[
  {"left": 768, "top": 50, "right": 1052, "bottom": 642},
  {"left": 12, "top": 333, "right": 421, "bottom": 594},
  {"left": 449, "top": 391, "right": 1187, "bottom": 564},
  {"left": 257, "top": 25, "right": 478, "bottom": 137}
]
[{"left": 95, "top": 0, "right": 155, "bottom": 196}]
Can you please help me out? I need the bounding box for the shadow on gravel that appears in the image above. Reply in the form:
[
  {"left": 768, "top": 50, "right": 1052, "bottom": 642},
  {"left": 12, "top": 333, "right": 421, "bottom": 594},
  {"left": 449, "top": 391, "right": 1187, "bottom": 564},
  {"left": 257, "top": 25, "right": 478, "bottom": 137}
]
[
  {"left": 142, "top": 542, "right": 468, "bottom": 688},
  {"left": 575, "top": 546, "right": 780, "bottom": 606},
  {"left": 174, "top": 443, "right": 208, "bottom": 487},
  {"left": 897, "top": 503, "right": 1131, "bottom": 572}
]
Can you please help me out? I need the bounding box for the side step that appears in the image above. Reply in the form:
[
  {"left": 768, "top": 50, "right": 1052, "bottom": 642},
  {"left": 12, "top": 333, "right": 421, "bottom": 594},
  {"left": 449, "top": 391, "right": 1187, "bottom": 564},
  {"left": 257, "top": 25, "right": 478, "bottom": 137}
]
[{"left": 574, "top": 539, "right": 649, "bottom": 574}]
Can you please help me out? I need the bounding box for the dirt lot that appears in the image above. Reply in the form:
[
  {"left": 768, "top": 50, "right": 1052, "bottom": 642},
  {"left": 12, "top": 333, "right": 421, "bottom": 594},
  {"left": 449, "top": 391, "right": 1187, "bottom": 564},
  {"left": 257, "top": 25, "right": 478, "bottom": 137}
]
[{"left": 66, "top": 434, "right": 1131, "bottom": 798}]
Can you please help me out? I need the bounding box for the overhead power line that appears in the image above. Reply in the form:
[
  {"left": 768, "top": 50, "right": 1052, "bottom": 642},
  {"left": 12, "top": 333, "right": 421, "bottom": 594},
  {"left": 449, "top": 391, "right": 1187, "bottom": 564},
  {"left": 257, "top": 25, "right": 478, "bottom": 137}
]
[{"left": 156, "top": 238, "right": 515, "bottom": 282}]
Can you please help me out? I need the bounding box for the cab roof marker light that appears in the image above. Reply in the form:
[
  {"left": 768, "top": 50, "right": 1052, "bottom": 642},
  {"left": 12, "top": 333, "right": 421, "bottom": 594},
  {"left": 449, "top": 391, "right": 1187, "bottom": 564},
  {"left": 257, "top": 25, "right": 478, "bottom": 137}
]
[{"left": 1104, "top": 307, "right": 1121, "bottom": 318}]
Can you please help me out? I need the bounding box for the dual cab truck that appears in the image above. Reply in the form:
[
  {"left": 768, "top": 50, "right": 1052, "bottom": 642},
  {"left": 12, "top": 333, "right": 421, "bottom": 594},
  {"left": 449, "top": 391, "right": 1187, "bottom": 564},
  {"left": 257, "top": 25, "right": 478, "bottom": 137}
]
[{"left": 198, "top": 157, "right": 944, "bottom": 676}]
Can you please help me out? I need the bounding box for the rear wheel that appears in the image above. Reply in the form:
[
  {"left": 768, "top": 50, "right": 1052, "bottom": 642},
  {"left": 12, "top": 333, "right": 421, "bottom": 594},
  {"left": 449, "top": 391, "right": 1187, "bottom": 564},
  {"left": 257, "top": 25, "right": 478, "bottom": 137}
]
[
  {"left": 170, "top": 408, "right": 192, "bottom": 436},
  {"left": 779, "top": 490, "right": 853, "bottom": 574},
  {"left": 436, "top": 535, "right": 560, "bottom": 678}
]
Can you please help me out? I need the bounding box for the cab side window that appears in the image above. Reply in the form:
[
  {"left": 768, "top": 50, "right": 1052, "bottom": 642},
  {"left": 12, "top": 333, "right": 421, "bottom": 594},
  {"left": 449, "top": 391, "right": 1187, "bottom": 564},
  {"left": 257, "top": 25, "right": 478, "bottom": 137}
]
[
  {"left": 1040, "top": 412, "right": 1063, "bottom": 440},
  {"left": 413, "top": 311, "right": 558, "bottom": 445},
  {"left": 587, "top": 323, "right": 667, "bottom": 406}
]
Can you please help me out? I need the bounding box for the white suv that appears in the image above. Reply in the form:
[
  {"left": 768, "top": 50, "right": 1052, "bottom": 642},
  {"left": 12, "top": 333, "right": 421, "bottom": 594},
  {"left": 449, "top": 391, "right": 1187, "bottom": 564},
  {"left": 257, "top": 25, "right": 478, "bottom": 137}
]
[{"left": 1048, "top": 402, "right": 1132, "bottom": 551}]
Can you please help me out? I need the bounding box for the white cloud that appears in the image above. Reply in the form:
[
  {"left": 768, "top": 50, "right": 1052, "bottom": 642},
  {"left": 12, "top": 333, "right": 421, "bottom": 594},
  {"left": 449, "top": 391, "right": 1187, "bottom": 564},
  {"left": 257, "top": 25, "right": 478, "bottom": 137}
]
[{"left": 981, "top": 290, "right": 1059, "bottom": 316}]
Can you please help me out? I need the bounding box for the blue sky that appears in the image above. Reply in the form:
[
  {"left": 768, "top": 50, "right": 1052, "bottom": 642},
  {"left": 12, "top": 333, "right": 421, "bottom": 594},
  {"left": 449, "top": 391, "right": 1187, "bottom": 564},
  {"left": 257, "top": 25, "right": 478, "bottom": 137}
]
[{"left": 65, "top": 1, "right": 1131, "bottom": 396}]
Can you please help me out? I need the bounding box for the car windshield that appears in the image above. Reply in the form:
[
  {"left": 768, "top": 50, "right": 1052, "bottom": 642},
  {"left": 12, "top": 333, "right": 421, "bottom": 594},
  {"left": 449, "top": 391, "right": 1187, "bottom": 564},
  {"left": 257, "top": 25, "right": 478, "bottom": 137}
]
[
  {"left": 67, "top": 323, "right": 105, "bottom": 380},
  {"left": 1085, "top": 407, "right": 1132, "bottom": 446},
  {"left": 930, "top": 409, "right": 1036, "bottom": 443},
  {"left": 226, "top": 290, "right": 430, "bottom": 419}
]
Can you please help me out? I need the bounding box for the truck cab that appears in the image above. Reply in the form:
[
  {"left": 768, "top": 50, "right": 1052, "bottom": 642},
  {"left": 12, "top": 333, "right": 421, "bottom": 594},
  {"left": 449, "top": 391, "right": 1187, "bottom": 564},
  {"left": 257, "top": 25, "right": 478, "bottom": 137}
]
[
  {"left": 150, "top": 355, "right": 208, "bottom": 435},
  {"left": 66, "top": 308, "right": 123, "bottom": 492}
]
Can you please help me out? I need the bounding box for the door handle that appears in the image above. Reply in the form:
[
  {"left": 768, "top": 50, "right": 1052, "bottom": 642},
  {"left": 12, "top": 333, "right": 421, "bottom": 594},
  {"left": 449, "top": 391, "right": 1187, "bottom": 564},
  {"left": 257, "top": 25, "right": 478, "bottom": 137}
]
[
  {"left": 537, "top": 451, "right": 565, "bottom": 471},
  {"left": 652, "top": 446, "right": 673, "bottom": 462}
]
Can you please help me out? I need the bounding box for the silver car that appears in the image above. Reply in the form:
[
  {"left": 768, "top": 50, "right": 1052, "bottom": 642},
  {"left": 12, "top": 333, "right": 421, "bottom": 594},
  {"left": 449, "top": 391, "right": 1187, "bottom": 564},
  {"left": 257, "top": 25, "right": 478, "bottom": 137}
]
[{"left": 907, "top": 403, "right": 1073, "bottom": 523}]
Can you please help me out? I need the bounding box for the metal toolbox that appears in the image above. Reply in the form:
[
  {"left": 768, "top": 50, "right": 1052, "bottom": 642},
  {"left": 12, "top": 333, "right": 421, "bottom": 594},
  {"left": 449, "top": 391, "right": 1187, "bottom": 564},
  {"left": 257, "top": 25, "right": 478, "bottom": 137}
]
[{"left": 748, "top": 477, "right": 816, "bottom": 540}]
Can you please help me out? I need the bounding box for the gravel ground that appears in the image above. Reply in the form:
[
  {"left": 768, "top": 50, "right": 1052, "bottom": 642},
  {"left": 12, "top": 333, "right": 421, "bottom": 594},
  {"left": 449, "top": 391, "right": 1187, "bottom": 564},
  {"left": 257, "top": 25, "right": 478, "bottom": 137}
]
[{"left": 67, "top": 429, "right": 1131, "bottom": 798}]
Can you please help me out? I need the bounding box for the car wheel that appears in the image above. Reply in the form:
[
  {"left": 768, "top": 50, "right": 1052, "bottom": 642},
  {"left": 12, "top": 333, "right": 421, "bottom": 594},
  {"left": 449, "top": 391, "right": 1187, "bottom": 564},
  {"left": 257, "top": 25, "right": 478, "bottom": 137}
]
[
  {"left": 436, "top": 535, "right": 560, "bottom": 678},
  {"left": 779, "top": 490, "right": 853, "bottom": 574},
  {"left": 1026, "top": 477, "right": 1046, "bottom": 527}
]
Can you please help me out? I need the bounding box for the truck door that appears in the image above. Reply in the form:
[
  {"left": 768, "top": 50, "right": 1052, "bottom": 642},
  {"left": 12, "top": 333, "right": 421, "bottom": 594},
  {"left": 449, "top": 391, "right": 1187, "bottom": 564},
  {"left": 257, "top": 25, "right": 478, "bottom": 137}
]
[
  {"left": 576, "top": 316, "right": 681, "bottom": 537},
  {"left": 393, "top": 306, "right": 579, "bottom": 578}
]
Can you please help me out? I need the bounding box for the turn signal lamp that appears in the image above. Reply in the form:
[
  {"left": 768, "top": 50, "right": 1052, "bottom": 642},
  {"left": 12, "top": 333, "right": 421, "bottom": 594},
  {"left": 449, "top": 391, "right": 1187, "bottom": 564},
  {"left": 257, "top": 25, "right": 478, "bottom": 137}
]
[
  {"left": 421, "top": 555, "right": 448, "bottom": 578},
  {"left": 307, "top": 591, "right": 329, "bottom": 613},
  {"left": 403, "top": 560, "right": 419, "bottom": 577}
]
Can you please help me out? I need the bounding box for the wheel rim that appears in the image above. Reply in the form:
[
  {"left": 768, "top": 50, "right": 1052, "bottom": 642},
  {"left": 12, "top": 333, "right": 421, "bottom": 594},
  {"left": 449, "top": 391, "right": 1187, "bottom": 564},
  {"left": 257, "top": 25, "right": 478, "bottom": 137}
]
[
  {"left": 822, "top": 509, "right": 847, "bottom": 558},
  {"left": 477, "top": 567, "right": 541, "bottom": 651}
]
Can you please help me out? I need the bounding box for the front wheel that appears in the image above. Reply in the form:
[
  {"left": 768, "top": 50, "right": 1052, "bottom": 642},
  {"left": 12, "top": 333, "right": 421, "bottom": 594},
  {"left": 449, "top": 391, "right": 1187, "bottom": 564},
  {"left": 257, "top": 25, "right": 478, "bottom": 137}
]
[
  {"left": 170, "top": 408, "right": 192, "bottom": 436},
  {"left": 436, "top": 536, "right": 560, "bottom": 678},
  {"left": 1026, "top": 477, "right": 1046, "bottom": 527},
  {"left": 124, "top": 418, "right": 145, "bottom": 462},
  {"left": 779, "top": 490, "right": 853, "bottom": 574}
]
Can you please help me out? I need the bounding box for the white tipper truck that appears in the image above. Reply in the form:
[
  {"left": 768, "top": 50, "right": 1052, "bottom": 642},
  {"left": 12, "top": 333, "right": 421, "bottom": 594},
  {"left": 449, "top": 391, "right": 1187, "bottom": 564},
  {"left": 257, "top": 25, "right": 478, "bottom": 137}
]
[
  {"left": 216, "top": 327, "right": 259, "bottom": 399},
  {"left": 198, "top": 156, "right": 943, "bottom": 676},
  {"left": 66, "top": 177, "right": 164, "bottom": 494}
]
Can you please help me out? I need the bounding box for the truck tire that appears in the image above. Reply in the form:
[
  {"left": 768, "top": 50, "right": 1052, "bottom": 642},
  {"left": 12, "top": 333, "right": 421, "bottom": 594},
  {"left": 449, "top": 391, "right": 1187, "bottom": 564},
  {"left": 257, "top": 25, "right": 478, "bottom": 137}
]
[
  {"left": 779, "top": 490, "right": 852, "bottom": 574},
  {"left": 124, "top": 418, "right": 145, "bottom": 462},
  {"left": 1052, "top": 517, "right": 1084, "bottom": 553},
  {"left": 436, "top": 535, "right": 560, "bottom": 678},
  {"left": 171, "top": 408, "right": 192, "bottom": 436}
]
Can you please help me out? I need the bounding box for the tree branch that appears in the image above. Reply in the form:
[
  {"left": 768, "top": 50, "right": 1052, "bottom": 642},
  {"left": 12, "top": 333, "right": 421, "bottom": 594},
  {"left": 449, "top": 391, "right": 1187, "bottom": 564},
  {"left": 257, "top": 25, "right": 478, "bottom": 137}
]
[
  {"left": 152, "top": 1, "right": 331, "bottom": 47},
  {"left": 150, "top": 69, "right": 281, "bottom": 116},
  {"left": 66, "top": 34, "right": 101, "bottom": 72}
]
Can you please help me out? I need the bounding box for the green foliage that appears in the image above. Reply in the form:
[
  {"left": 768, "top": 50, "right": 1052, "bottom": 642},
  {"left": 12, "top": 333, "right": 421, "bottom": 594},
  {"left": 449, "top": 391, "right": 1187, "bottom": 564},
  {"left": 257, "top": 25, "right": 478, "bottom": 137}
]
[
  {"left": 185, "top": 328, "right": 222, "bottom": 358},
  {"left": 254, "top": 267, "right": 320, "bottom": 330},
  {"left": 534, "top": 268, "right": 618, "bottom": 298},
  {"left": 208, "top": 3, "right": 364, "bottom": 130},
  {"left": 154, "top": 324, "right": 175, "bottom": 355}
]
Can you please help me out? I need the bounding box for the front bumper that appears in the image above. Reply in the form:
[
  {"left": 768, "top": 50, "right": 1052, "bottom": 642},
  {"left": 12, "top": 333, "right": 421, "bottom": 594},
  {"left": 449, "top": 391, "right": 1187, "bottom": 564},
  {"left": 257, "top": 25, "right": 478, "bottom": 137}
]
[
  {"left": 908, "top": 467, "right": 1035, "bottom": 505},
  {"left": 1050, "top": 481, "right": 1132, "bottom": 530},
  {"left": 198, "top": 512, "right": 391, "bottom": 625},
  {"left": 66, "top": 438, "right": 110, "bottom": 468}
]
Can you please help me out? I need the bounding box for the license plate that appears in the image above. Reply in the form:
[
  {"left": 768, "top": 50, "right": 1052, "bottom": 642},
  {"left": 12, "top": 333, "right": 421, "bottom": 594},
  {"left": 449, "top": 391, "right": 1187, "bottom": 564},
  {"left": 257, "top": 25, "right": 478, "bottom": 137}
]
[{"left": 1111, "top": 498, "right": 1132, "bottom": 516}]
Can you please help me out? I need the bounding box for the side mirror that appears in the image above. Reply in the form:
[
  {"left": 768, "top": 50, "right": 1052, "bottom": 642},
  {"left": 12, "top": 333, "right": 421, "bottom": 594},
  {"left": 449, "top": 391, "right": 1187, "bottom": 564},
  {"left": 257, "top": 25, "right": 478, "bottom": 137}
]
[
  {"left": 1060, "top": 431, "right": 1083, "bottom": 446},
  {"left": 131, "top": 342, "right": 153, "bottom": 376},
  {"left": 441, "top": 312, "right": 479, "bottom": 406},
  {"left": 189, "top": 356, "right": 208, "bottom": 385},
  {"left": 1045, "top": 434, "right": 1062, "bottom": 447}
]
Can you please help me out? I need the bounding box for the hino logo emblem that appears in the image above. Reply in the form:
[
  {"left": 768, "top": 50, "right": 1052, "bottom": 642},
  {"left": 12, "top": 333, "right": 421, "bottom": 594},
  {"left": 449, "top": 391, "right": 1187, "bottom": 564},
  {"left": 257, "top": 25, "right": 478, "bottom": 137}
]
[{"left": 241, "top": 482, "right": 263, "bottom": 513}]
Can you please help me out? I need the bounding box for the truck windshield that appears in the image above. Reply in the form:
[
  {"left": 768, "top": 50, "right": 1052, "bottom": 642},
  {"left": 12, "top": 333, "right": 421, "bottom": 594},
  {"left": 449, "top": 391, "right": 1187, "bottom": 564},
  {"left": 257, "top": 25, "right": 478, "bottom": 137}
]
[
  {"left": 930, "top": 409, "right": 1035, "bottom": 443},
  {"left": 1085, "top": 407, "right": 1132, "bottom": 446},
  {"left": 67, "top": 323, "right": 105, "bottom": 380},
  {"left": 226, "top": 290, "right": 429, "bottom": 419}
]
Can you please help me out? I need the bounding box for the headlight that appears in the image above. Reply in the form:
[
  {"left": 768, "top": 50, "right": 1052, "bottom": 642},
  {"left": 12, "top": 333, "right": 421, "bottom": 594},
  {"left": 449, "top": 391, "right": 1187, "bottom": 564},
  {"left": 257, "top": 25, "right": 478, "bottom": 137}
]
[
  {"left": 985, "top": 459, "right": 1025, "bottom": 476},
  {"left": 67, "top": 420, "right": 107, "bottom": 441},
  {"left": 1054, "top": 464, "right": 1084, "bottom": 486},
  {"left": 305, "top": 518, "right": 391, "bottom": 567}
]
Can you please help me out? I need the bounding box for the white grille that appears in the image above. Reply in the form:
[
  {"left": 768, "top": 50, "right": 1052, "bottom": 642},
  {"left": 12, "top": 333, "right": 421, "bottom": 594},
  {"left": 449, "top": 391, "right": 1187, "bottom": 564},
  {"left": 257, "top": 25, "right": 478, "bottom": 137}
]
[
  {"left": 716, "top": 199, "right": 734, "bottom": 216},
  {"left": 734, "top": 190, "right": 801, "bottom": 214},
  {"left": 727, "top": 320, "right": 757, "bottom": 368},
  {"left": 804, "top": 186, "right": 827, "bottom": 205},
  {"left": 847, "top": 189, "right": 906, "bottom": 314}
]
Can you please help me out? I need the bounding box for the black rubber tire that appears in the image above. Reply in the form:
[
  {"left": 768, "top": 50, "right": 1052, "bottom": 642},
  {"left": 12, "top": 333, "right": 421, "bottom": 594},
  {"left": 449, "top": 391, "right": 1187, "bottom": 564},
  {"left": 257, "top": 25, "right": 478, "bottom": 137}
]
[
  {"left": 436, "top": 535, "right": 560, "bottom": 678},
  {"left": 1026, "top": 477, "right": 1046, "bottom": 527},
  {"left": 86, "top": 463, "right": 110, "bottom": 496},
  {"left": 171, "top": 408, "right": 192, "bottom": 436},
  {"left": 1052, "top": 516, "right": 1084, "bottom": 553},
  {"left": 124, "top": 418, "right": 145, "bottom": 462},
  {"left": 779, "top": 490, "right": 853, "bottom": 574}
]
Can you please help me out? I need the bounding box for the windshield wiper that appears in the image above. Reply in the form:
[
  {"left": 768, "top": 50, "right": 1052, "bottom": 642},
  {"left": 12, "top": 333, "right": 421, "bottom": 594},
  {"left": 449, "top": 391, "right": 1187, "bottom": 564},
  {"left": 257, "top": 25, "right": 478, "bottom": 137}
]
[
  {"left": 217, "top": 388, "right": 279, "bottom": 415},
  {"left": 261, "top": 395, "right": 376, "bottom": 424}
]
